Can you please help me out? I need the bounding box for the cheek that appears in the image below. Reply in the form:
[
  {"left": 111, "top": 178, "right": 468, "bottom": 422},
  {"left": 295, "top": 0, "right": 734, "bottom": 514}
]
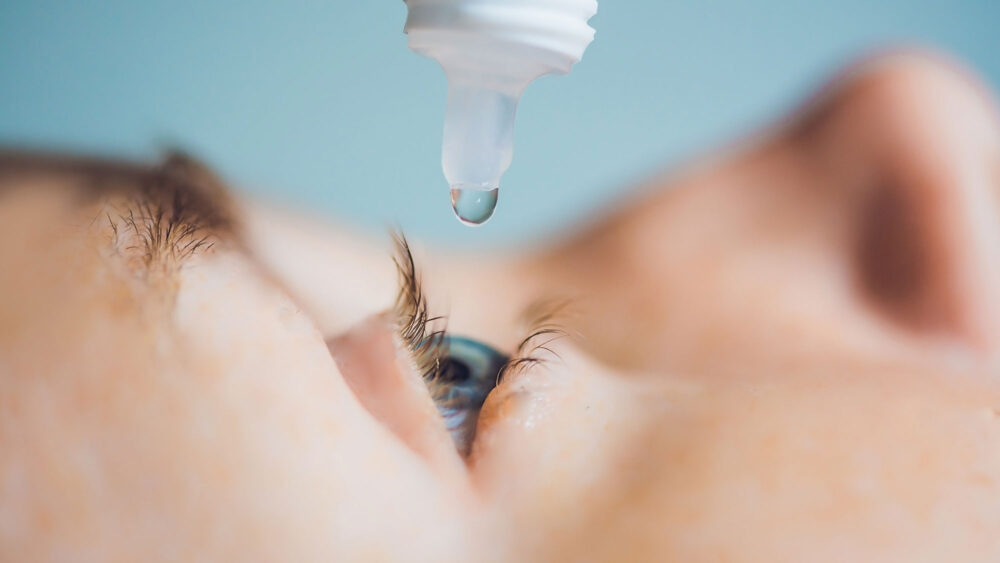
[
  {"left": 468, "top": 345, "right": 685, "bottom": 557},
  {"left": 478, "top": 355, "right": 1000, "bottom": 561}
]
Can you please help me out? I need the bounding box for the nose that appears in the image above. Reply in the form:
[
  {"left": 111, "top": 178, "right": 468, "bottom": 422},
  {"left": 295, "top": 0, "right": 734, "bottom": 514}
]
[{"left": 797, "top": 50, "right": 1000, "bottom": 354}]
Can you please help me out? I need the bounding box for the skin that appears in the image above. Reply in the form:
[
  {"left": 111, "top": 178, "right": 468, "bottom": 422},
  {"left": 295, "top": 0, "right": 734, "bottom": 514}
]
[{"left": 1, "top": 50, "right": 999, "bottom": 561}]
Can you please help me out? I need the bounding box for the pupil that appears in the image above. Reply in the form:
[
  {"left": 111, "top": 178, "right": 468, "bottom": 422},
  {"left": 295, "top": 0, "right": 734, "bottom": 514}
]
[{"left": 441, "top": 357, "right": 471, "bottom": 383}]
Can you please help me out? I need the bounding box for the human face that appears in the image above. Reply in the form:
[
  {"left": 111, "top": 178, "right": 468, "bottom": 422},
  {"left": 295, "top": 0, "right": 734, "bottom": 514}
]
[{"left": 2, "top": 51, "right": 999, "bottom": 561}]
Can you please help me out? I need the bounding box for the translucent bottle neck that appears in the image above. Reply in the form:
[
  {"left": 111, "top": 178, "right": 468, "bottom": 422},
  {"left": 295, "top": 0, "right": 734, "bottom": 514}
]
[{"left": 441, "top": 73, "right": 524, "bottom": 193}]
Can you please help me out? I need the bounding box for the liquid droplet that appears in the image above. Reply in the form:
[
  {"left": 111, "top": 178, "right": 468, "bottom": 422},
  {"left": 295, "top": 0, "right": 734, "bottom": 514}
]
[{"left": 450, "top": 186, "right": 499, "bottom": 226}]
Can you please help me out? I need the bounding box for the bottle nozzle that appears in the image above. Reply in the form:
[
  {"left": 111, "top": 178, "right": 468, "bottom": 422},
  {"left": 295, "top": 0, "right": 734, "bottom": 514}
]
[
  {"left": 404, "top": 0, "right": 597, "bottom": 226},
  {"left": 441, "top": 79, "right": 519, "bottom": 225}
]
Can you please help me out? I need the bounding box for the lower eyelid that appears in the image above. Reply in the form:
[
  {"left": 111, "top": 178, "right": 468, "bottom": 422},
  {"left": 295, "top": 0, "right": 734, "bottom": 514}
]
[
  {"left": 469, "top": 369, "right": 572, "bottom": 457},
  {"left": 472, "top": 337, "right": 595, "bottom": 445}
]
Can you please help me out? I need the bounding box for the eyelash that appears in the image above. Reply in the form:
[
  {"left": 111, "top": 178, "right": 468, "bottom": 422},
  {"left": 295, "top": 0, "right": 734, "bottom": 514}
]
[
  {"left": 391, "top": 233, "right": 449, "bottom": 387},
  {"left": 390, "top": 233, "right": 568, "bottom": 399},
  {"left": 496, "top": 298, "right": 570, "bottom": 384}
]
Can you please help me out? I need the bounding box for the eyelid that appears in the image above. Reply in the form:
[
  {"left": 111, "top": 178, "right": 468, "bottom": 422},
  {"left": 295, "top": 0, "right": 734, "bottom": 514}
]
[{"left": 387, "top": 235, "right": 576, "bottom": 461}]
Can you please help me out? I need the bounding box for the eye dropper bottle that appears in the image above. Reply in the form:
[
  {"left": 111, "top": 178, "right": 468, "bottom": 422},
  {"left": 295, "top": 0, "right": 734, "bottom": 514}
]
[{"left": 404, "top": 0, "right": 598, "bottom": 226}]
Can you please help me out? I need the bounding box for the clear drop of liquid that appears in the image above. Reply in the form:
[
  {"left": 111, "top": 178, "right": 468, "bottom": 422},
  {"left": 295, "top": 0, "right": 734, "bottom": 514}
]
[{"left": 450, "top": 186, "right": 499, "bottom": 226}]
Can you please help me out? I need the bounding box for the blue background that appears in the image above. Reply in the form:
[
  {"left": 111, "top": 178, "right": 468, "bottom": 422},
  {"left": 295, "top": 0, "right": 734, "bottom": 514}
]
[{"left": 1, "top": 1, "right": 997, "bottom": 245}]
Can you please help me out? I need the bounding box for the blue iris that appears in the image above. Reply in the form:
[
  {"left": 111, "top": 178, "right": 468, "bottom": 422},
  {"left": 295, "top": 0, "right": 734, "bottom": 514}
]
[{"left": 435, "top": 336, "right": 508, "bottom": 456}]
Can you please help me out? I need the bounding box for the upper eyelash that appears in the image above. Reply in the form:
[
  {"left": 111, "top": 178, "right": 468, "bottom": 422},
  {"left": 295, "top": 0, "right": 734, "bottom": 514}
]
[
  {"left": 391, "top": 232, "right": 449, "bottom": 385},
  {"left": 391, "top": 232, "right": 571, "bottom": 391}
]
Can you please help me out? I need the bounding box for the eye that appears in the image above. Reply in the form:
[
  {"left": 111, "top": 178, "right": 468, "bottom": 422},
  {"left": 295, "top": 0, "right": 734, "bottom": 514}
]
[
  {"left": 390, "top": 232, "right": 511, "bottom": 455},
  {"left": 433, "top": 336, "right": 508, "bottom": 456}
]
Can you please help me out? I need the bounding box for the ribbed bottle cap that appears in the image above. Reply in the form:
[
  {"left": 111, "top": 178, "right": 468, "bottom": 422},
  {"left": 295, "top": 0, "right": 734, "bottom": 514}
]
[{"left": 405, "top": 0, "right": 597, "bottom": 75}]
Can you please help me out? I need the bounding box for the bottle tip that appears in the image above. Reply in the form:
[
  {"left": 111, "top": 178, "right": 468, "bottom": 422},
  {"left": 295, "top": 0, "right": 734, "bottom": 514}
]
[{"left": 450, "top": 186, "right": 499, "bottom": 226}]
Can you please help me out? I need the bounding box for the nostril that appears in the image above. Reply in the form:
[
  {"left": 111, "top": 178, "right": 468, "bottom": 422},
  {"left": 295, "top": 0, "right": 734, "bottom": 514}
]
[
  {"left": 853, "top": 174, "right": 971, "bottom": 337},
  {"left": 856, "top": 180, "right": 927, "bottom": 310},
  {"left": 853, "top": 165, "right": 1000, "bottom": 350}
]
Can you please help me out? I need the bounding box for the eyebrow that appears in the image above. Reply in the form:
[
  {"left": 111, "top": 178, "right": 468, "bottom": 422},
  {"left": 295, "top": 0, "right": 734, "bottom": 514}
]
[{"left": 0, "top": 148, "right": 238, "bottom": 273}]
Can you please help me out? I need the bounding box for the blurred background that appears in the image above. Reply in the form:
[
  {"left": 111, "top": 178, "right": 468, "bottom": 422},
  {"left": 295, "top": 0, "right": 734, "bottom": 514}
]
[{"left": 1, "top": 1, "right": 997, "bottom": 246}]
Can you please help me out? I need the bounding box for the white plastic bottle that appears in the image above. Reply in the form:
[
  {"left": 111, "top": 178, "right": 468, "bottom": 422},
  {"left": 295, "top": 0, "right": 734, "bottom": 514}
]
[{"left": 404, "top": 0, "right": 598, "bottom": 225}]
